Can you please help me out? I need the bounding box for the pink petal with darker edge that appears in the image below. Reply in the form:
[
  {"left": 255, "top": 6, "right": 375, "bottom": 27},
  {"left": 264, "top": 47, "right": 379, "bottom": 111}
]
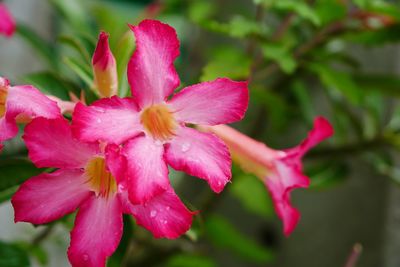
[
  {"left": 127, "top": 19, "right": 180, "bottom": 108},
  {"left": 169, "top": 78, "right": 248, "bottom": 125},
  {"left": 23, "top": 118, "right": 97, "bottom": 169},
  {"left": 72, "top": 97, "right": 142, "bottom": 145},
  {"left": 68, "top": 195, "right": 123, "bottom": 267},
  {"left": 165, "top": 127, "right": 231, "bottom": 193},
  {"left": 12, "top": 169, "right": 91, "bottom": 225},
  {"left": 122, "top": 135, "right": 170, "bottom": 204}
]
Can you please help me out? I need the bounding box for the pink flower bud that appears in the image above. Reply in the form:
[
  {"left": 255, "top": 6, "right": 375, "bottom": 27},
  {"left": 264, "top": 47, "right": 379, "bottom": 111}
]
[
  {"left": 92, "top": 32, "right": 118, "bottom": 97},
  {"left": 0, "top": 3, "right": 16, "bottom": 38}
]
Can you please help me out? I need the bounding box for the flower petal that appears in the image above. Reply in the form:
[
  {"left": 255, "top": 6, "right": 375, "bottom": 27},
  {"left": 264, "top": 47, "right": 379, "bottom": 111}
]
[
  {"left": 23, "top": 118, "right": 97, "bottom": 169},
  {"left": 12, "top": 169, "right": 91, "bottom": 224},
  {"left": 0, "top": 117, "right": 18, "bottom": 144},
  {"left": 121, "top": 188, "right": 194, "bottom": 239},
  {"left": 127, "top": 19, "right": 180, "bottom": 108},
  {"left": 72, "top": 97, "right": 142, "bottom": 144},
  {"left": 0, "top": 84, "right": 61, "bottom": 146},
  {"left": 122, "top": 136, "right": 170, "bottom": 204},
  {"left": 165, "top": 127, "right": 231, "bottom": 193},
  {"left": 68, "top": 195, "right": 123, "bottom": 267},
  {"left": 168, "top": 78, "right": 248, "bottom": 125},
  {"left": 288, "top": 116, "right": 334, "bottom": 158},
  {"left": 0, "top": 3, "right": 16, "bottom": 38},
  {"left": 6, "top": 85, "right": 61, "bottom": 120},
  {"left": 264, "top": 160, "right": 309, "bottom": 236},
  {"left": 265, "top": 117, "right": 333, "bottom": 236}
]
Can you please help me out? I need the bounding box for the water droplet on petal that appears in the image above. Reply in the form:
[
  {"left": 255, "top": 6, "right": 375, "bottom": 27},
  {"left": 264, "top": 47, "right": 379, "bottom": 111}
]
[
  {"left": 150, "top": 210, "right": 157, "bottom": 218},
  {"left": 181, "top": 142, "right": 191, "bottom": 152},
  {"left": 163, "top": 220, "right": 168, "bottom": 224},
  {"left": 83, "top": 254, "right": 89, "bottom": 261},
  {"left": 96, "top": 118, "right": 102, "bottom": 123},
  {"left": 166, "top": 206, "right": 170, "bottom": 211}
]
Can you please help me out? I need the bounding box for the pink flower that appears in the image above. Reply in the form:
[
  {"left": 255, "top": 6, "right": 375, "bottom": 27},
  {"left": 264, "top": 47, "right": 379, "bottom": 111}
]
[
  {"left": 199, "top": 117, "right": 334, "bottom": 236},
  {"left": 92, "top": 32, "right": 118, "bottom": 97},
  {"left": 12, "top": 117, "right": 194, "bottom": 267},
  {"left": 0, "top": 77, "right": 61, "bottom": 151},
  {"left": 0, "top": 3, "right": 15, "bottom": 38},
  {"left": 72, "top": 20, "right": 249, "bottom": 204}
]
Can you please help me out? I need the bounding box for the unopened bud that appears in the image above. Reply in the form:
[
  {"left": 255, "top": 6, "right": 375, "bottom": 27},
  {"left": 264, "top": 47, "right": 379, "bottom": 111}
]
[{"left": 92, "top": 32, "right": 118, "bottom": 97}]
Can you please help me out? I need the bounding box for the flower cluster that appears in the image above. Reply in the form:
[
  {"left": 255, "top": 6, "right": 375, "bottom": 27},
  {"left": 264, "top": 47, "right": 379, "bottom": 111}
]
[
  {"left": 7, "top": 20, "right": 250, "bottom": 267},
  {"left": 2, "top": 7, "right": 334, "bottom": 264}
]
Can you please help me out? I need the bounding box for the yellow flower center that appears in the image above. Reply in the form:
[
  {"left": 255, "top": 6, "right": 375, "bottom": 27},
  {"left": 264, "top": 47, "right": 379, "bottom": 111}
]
[
  {"left": 141, "top": 104, "right": 177, "bottom": 141},
  {"left": 0, "top": 89, "right": 7, "bottom": 118},
  {"left": 85, "top": 157, "right": 117, "bottom": 198}
]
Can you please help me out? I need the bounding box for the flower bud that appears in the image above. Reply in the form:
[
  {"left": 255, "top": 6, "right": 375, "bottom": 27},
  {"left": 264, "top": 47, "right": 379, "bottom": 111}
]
[
  {"left": 92, "top": 32, "right": 118, "bottom": 97},
  {"left": 0, "top": 3, "right": 16, "bottom": 38}
]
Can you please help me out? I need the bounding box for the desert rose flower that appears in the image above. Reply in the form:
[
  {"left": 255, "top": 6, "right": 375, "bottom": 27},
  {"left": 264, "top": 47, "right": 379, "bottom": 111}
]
[
  {"left": 12, "top": 117, "right": 194, "bottom": 267},
  {"left": 0, "top": 3, "right": 15, "bottom": 37},
  {"left": 0, "top": 77, "right": 61, "bottom": 151},
  {"left": 72, "top": 20, "right": 249, "bottom": 205},
  {"left": 199, "top": 117, "right": 334, "bottom": 236}
]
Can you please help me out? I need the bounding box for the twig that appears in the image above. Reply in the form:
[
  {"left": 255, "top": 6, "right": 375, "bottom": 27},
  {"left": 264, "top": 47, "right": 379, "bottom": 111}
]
[
  {"left": 343, "top": 243, "right": 363, "bottom": 267},
  {"left": 307, "top": 137, "right": 386, "bottom": 159},
  {"left": 32, "top": 225, "right": 54, "bottom": 246}
]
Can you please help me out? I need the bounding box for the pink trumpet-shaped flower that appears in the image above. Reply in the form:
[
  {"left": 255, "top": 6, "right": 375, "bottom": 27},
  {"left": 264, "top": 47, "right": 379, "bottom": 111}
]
[
  {"left": 12, "top": 117, "right": 194, "bottom": 267},
  {"left": 0, "top": 3, "right": 15, "bottom": 38},
  {"left": 0, "top": 77, "right": 61, "bottom": 151},
  {"left": 72, "top": 20, "right": 249, "bottom": 205},
  {"left": 199, "top": 117, "right": 334, "bottom": 236},
  {"left": 92, "top": 32, "right": 118, "bottom": 97}
]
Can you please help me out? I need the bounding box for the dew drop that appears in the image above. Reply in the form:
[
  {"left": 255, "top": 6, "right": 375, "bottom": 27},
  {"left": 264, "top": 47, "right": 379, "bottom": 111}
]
[
  {"left": 150, "top": 210, "right": 157, "bottom": 218},
  {"left": 166, "top": 206, "right": 170, "bottom": 211},
  {"left": 96, "top": 118, "right": 102, "bottom": 123},
  {"left": 181, "top": 142, "right": 191, "bottom": 152},
  {"left": 83, "top": 254, "right": 89, "bottom": 261},
  {"left": 163, "top": 220, "right": 168, "bottom": 224}
]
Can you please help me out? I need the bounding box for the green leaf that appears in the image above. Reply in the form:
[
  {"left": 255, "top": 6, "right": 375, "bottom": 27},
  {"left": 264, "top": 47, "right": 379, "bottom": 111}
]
[
  {"left": 291, "top": 81, "right": 315, "bottom": 125},
  {"left": 315, "top": 0, "right": 347, "bottom": 25},
  {"left": 230, "top": 173, "right": 274, "bottom": 219},
  {"left": 0, "top": 186, "right": 18, "bottom": 204},
  {"left": 353, "top": 73, "right": 400, "bottom": 97},
  {"left": 205, "top": 215, "right": 274, "bottom": 263},
  {"left": 16, "top": 24, "right": 57, "bottom": 68},
  {"left": 344, "top": 25, "right": 400, "bottom": 45},
  {"left": 204, "top": 16, "right": 269, "bottom": 39},
  {"left": 114, "top": 31, "right": 135, "bottom": 97},
  {"left": 188, "top": 1, "right": 215, "bottom": 24},
  {"left": 251, "top": 86, "right": 291, "bottom": 130},
  {"left": 166, "top": 254, "right": 217, "bottom": 267},
  {"left": 275, "top": 0, "right": 321, "bottom": 26},
  {"left": 49, "top": 0, "right": 90, "bottom": 32},
  {"left": 22, "top": 72, "right": 79, "bottom": 100},
  {"left": 0, "top": 241, "right": 30, "bottom": 267},
  {"left": 63, "top": 57, "right": 93, "bottom": 88},
  {"left": 58, "top": 35, "right": 91, "bottom": 63},
  {"left": 228, "top": 16, "right": 268, "bottom": 38},
  {"left": 201, "top": 47, "right": 251, "bottom": 81},
  {"left": 309, "top": 64, "right": 363, "bottom": 105},
  {"left": 0, "top": 158, "right": 44, "bottom": 192},
  {"left": 107, "top": 215, "right": 134, "bottom": 267},
  {"left": 261, "top": 43, "right": 297, "bottom": 74},
  {"left": 307, "top": 162, "right": 349, "bottom": 189}
]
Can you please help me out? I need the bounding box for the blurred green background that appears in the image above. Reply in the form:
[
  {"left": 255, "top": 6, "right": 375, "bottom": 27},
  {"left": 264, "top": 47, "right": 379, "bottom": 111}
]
[{"left": 1, "top": 0, "right": 400, "bottom": 266}]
